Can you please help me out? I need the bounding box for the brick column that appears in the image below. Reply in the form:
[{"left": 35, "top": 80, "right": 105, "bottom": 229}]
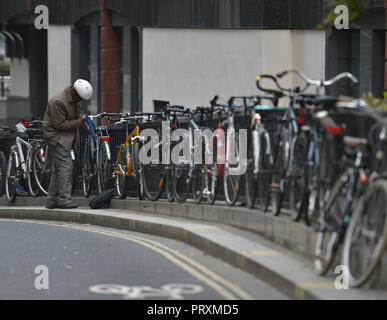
[{"left": 100, "top": 0, "right": 121, "bottom": 115}]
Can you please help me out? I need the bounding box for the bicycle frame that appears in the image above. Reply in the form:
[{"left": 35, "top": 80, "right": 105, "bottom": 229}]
[
  {"left": 12, "top": 136, "right": 33, "bottom": 179},
  {"left": 115, "top": 124, "right": 141, "bottom": 178}
]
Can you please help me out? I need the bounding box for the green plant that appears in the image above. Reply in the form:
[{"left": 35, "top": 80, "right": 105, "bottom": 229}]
[
  {"left": 317, "top": 0, "right": 370, "bottom": 29},
  {"left": 362, "top": 92, "right": 387, "bottom": 111},
  {"left": 0, "top": 60, "right": 10, "bottom": 76}
]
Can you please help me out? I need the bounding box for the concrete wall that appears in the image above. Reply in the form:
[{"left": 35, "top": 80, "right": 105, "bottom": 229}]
[
  {"left": 48, "top": 25, "right": 71, "bottom": 99},
  {"left": 142, "top": 28, "right": 326, "bottom": 111},
  {"left": 9, "top": 58, "right": 29, "bottom": 97}
]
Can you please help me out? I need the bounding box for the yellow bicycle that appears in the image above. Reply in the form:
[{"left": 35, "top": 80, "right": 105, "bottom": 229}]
[{"left": 110, "top": 113, "right": 159, "bottom": 200}]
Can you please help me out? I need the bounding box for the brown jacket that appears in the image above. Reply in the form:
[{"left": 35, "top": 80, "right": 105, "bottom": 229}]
[{"left": 43, "top": 86, "right": 82, "bottom": 150}]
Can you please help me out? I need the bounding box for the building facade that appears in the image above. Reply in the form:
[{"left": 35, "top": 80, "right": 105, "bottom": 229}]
[{"left": 0, "top": 0, "right": 384, "bottom": 125}]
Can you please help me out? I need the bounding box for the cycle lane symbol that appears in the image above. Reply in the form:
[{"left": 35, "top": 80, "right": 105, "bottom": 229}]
[{"left": 89, "top": 283, "right": 203, "bottom": 299}]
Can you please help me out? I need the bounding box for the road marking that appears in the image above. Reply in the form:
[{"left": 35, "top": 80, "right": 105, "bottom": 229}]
[
  {"left": 295, "top": 281, "right": 336, "bottom": 300},
  {"left": 183, "top": 225, "right": 218, "bottom": 231},
  {"left": 4, "top": 219, "right": 241, "bottom": 300},
  {"left": 126, "top": 234, "right": 254, "bottom": 300},
  {"left": 240, "top": 250, "right": 280, "bottom": 256},
  {"left": 89, "top": 283, "right": 203, "bottom": 300}
]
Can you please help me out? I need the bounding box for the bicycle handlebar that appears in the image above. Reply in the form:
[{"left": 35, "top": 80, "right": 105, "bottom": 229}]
[
  {"left": 256, "top": 75, "right": 290, "bottom": 96},
  {"left": 277, "top": 69, "right": 359, "bottom": 89}
]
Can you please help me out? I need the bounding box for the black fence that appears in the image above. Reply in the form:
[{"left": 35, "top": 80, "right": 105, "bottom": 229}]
[{"left": 0, "top": 109, "right": 382, "bottom": 201}]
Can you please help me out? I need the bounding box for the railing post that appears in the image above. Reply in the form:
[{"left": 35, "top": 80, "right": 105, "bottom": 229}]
[{"left": 0, "top": 76, "right": 4, "bottom": 97}]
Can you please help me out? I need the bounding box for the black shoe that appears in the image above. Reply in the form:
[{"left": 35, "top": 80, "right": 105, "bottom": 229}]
[
  {"left": 57, "top": 203, "right": 78, "bottom": 209},
  {"left": 45, "top": 203, "right": 57, "bottom": 209}
]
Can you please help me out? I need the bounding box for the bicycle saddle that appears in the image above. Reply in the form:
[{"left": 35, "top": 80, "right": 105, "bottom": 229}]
[{"left": 343, "top": 136, "right": 370, "bottom": 149}]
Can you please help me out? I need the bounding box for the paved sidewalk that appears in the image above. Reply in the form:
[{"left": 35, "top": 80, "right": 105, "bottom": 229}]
[{"left": 0, "top": 197, "right": 386, "bottom": 300}]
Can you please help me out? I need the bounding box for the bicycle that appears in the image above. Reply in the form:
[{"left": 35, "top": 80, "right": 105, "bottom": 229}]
[
  {"left": 5, "top": 120, "right": 45, "bottom": 202},
  {"left": 239, "top": 95, "right": 286, "bottom": 210},
  {"left": 190, "top": 102, "right": 227, "bottom": 205},
  {"left": 141, "top": 105, "right": 184, "bottom": 202},
  {"left": 209, "top": 96, "right": 245, "bottom": 207},
  {"left": 80, "top": 112, "right": 117, "bottom": 198},
  {"left": 340, "top": 100, "right": 387, "bottom": 287},
  {"left": 109, "top": 112, "right": 160, "bottom": 200},
  {"left": 255, "top": 74, "right": 301, "bottom": 216},
  {"left": 276, "top": 70, "right": 359, "bottom": 225},
  {"left": 0, "top": 126, "right": 9, "bottom": 196}
]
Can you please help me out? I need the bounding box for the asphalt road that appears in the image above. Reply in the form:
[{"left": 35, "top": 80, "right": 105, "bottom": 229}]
[{"left": 0, "top": 218, "right": 288, "bottom": 300}]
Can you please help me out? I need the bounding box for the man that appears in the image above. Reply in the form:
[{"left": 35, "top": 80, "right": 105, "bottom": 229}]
[{"left": 43, "top": 79, "right": 93, "bottom": 209}]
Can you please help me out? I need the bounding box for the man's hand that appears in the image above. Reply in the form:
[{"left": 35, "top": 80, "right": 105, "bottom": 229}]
[{"left": 80, "top": 115, "right": 87, "bottom": 123}]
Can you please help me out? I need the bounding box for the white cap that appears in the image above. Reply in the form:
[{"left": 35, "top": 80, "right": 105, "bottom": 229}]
[{"left": 73, "top": 79, "right": 93, "bottom": 101}]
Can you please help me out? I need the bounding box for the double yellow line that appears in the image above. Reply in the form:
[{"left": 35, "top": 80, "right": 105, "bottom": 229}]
[{"left": 5, "top": 219, "right": 255, "bottom": 300}]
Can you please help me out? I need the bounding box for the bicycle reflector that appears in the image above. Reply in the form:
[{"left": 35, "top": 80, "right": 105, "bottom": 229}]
[
  {"left": 101, "top": 137, "right": 111, "bottom": 142},
  {"left": 297, "top": 108, "right": 305, "bottom": 125},
  {"left": 325, "top": 126, "right": 343, "bottom": 135},
  {"left": 21, "top": 120, "right": 30, "bottom": 127}
]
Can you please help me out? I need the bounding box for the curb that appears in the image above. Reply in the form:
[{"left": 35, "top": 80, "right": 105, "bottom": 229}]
[{"left": 0, "top": 204, "right": 385, "bottom": 300}]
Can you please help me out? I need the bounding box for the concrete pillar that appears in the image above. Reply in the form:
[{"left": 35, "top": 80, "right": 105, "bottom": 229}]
[{"left": 47, "top": 25, "right": 71, "bottom": 99}]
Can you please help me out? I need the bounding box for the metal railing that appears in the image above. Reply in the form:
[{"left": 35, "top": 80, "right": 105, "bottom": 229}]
[
  {"left": 0, "top": 109, "right": 383, "bottom": 200},
  {"left": 0, "top": 76, "right": 10, "bottom": 98}
]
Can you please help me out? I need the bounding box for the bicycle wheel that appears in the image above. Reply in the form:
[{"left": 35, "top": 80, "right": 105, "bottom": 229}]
[
  {"left": 171, "top": 163, "right": 191, "bottom": 203},
  {"left": 5, "top": 150, "right": 18, "bottom": 203},
  {"left": 0, "top": 151, "right": 7, "bottom": 196},
  {"left": 32, "top": 145, "right": 51, "bottom": 196},
  {"left": 314, "top": 171, "right": 348, "bottom": 276},
  {"left": 289, "top": 132, "right": 308, "bottom": 222},
  {"left": 115, "top": 147, "right": 128, "bottom": 199},
  {"left": 270, "top": 125, "right": 289, "bottom": 216},
  {"left": 342, "top": 179, "right": 387, "bottom": 287},
  {"left": 224, "top": 130, "right": 241, "bottom": 207},
  {"left": 133, "top": 142, "right": 143, "bottom": 200},
  {"left": 142, "top": 163, "right": 165, "bottom": 201},
  {"left": 207, "top": 164, "right": 218, "bottom": 205},
  {"left": 309, "top": 137, "right": 336, "bottom": 225},
  {"left": 97, "top": 142, "right": 113, "bottom": 193},
  {"left": 166, "top": 170, "right": 175, "bottom": 202},
  {"left": 245, "top": 158, "right": 256, "bottom": 209},
  {"left": 257, "top": 133, "right": 272, "bottom": 211},
  {"left": 192, "top": 166, "right": 204, "bottom": 204},
  {"left": 82, "top": 140, "right": 93, "bottom": 198}
]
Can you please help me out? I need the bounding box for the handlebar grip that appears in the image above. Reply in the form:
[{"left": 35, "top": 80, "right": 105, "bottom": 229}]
[
  {"left": 276, "top": 71, "right": 288, "bottom": 78},
  {"left": 171, "top": 105, "right": 185, "bottom": 110},
  {"left": 256, "top": 75, "right": 284, "bottom": 98}
]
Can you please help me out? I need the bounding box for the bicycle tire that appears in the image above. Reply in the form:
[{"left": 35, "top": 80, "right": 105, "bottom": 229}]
[
  {"left": 32, "top": 145, "right": 51, "bottom": 196},
  {"left": 166, "top": 170, "right": 175, "bottom": 202},
  {"left": 314, "top": 171, "right": 348, "bottom": 276},
  {"left": 342, "top": 179, "right": 387, "bottom": 287},
  {"left": 133, "top": 141, "right": 143, "bottom": 200},
  {"left": 115, "top": 146, "right": 128, "bottom": 199},
  {"left": 223, "top": 130, "right": 241, "bottom": 207},
  {"left": 171, "top": 163, "right": 191, "bottom": 204},
  {"left": 5, "top": 150, "right": 18, "bottom": 203},
  {"left": 270, "top": 125, "right": 289, "bottom": 216},
  {"left": 257, "top": 133, "right": 272, "bottom": 211},
  {"left": 289, "top": 132, "right": 308, "bottom": 222},
  {"left": 82, "top": 141, "right": 93, "bottom": 198},
  {"left": 245, "top": 158, "right": 256, "bottom": 209},
  {"left": 28, "top": 147, "right": 41, "bottom": 197},
  {"left": 0, "top": 151, "right": 7, "bottom": 196},
  {"left": 207, "top": 164, "right": 218, "bottom": 205},
  {"left": 97, "top": 142, "right": 113, "bottom": 193},
  {"left": 192, "top": 166, "right": 204, "bottom": 204},
  {"left": 309, "top": 137, "right": 336, "bottom": 225}
]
